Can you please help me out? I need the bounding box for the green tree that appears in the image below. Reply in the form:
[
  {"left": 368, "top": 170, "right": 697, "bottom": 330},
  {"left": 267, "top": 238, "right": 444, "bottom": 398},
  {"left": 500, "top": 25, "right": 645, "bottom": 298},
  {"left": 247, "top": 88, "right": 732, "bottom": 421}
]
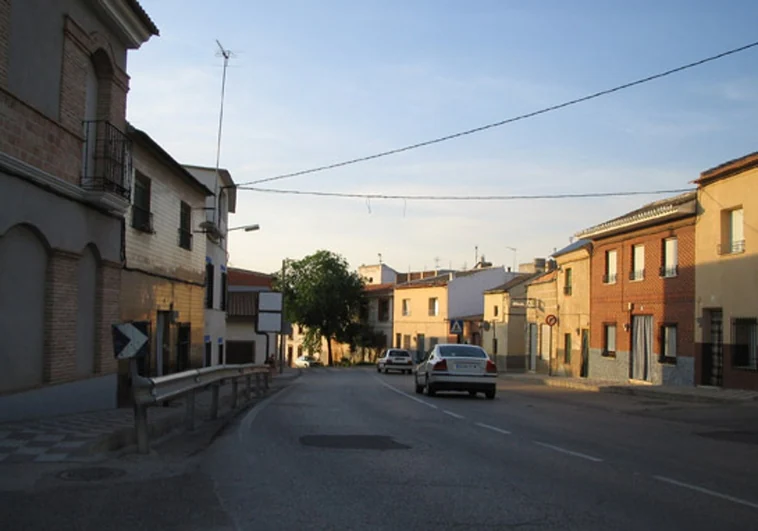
[{"left": 277, "top": 250, "right": 365, "bottom": 366}]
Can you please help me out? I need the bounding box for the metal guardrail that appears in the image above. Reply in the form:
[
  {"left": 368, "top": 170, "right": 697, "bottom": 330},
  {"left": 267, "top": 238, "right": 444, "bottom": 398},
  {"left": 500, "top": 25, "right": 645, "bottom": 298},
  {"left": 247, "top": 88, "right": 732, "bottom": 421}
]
[{"left": 130, "top": 363, "right": 271, "bottom": 454}]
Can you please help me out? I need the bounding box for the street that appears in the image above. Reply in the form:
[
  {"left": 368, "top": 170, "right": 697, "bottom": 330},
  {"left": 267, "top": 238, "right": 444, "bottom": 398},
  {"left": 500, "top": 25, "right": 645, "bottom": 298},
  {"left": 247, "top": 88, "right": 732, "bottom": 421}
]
[{"left": 2, "top": 368, "right": 758, "bottom": 530}]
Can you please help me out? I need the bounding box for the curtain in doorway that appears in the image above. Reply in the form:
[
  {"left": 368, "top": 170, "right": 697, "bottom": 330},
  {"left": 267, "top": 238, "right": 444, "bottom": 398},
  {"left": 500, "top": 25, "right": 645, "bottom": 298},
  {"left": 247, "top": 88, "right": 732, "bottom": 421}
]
[{"left": 632, "top": 316, "right": 653, "bottom": 381}]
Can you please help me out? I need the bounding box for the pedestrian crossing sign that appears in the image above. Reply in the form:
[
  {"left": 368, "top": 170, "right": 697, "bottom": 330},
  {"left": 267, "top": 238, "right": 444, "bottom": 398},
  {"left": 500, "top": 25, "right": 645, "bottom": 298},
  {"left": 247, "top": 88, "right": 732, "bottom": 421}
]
[{"left": 449, "top": 319, "right": 464, "bottom": 335}]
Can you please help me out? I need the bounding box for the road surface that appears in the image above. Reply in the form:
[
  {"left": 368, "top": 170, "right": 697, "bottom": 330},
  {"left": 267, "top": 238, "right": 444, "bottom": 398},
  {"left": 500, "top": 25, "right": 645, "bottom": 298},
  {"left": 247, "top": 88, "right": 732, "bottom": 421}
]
[{"left": 3, "top": 368, "right": 758, "bottom": 530}]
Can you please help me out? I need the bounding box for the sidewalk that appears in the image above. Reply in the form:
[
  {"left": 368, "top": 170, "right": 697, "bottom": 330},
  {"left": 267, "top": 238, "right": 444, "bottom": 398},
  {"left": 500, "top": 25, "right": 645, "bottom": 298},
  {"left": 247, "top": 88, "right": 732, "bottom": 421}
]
[
  {"left": 498, "top": 371, "right": 758, "bottom": 404},
  {"left": 0, "top": 368, "right": 301, "bottom": 464}
]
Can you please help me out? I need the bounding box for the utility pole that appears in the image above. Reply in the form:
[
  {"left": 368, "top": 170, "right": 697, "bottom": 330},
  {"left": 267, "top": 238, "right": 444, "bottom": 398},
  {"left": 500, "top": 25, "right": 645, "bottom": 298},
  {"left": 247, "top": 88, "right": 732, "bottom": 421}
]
[
  {"left": 214, "top": 40, "right": 233, "bottom": 223},
  {"left": 279, "top": 258, "right": 286, "bottom": 373}
]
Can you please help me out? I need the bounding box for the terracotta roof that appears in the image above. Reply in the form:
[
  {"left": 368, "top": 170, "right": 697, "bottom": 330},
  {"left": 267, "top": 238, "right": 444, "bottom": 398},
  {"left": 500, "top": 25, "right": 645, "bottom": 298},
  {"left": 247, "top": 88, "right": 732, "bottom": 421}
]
[
  {"left": 364, "top": 283, "right": 394, "bottom": 293},
  {"left": 576, "top": 191, "right": 696, "bottom": 240},
  {"left": 696, "top": 150, "right": 758, "bottom": 186},
  {"left": 485, "top": 272, "right": 540, "bottom": 293},
  {"left": 228, "top": 268, "right": 274, "bottom": 288},
  {"left": 529, "top": 270, "right": 557, "bottom": 286},
  {"left": 126, "top": 0, "right": 160, "bottom": 36},
  {"left": 396, "top": 274, "right": 450, "bottom": 289},
  {"left": 227, "top": 292, "right": 255, "bottom": 317}
]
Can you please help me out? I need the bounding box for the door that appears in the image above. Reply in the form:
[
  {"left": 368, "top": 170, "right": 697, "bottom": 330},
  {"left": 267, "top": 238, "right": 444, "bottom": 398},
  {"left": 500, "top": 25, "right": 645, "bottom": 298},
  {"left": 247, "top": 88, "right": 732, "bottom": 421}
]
[
  {"left": 705, "top": 310, "right": 724, "bottom": 386},
  {"left": 529, "top": 324, "right": 538, "bottom": 372},
  {"left": 580, "top": 329, "right": 589, "bottom": 377},
  {"left": 155, "top": 311, "right": 171, "bottom": 376},
  {"left": 631, "top": 316, "right": 653, "bottom": 381},
  {"left": 417, "top": 334, "right": 425, "bottom": 360},
  {"left": 176, "top": 323, "right": 191, "bottom": 372}
]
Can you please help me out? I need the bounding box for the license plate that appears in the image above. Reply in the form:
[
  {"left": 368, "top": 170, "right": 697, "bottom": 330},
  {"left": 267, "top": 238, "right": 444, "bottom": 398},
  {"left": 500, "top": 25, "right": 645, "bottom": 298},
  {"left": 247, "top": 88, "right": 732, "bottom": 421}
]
[{"left": 456, "top": 364, "right": 477, "bottom": 370}]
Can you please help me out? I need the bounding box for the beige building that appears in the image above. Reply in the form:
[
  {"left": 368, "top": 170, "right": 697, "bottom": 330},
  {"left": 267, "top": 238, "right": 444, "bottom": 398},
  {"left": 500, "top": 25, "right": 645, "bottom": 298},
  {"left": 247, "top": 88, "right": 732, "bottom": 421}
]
[
  {"left": 118, "top": 126, "right": 211, "bottom": 403},
  {"left": 552, "top": 240, "right": 592, "bottom": 377},
  {"left": 694, "top": 152, "right": 758, "bottom": 390},
  {"left": 525, "top": 268, "right": 558, "bottom": 374}
]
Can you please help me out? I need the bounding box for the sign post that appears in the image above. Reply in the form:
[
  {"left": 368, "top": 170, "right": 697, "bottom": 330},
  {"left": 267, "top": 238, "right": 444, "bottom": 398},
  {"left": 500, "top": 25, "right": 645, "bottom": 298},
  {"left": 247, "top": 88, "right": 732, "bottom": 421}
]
[{"left": 450, "top": 319, "right": 464, "bottom": 343}]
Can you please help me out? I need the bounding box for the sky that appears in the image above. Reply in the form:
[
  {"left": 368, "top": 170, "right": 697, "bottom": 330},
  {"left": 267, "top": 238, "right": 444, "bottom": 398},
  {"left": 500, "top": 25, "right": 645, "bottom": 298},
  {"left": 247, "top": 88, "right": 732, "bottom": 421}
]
[{"left": 128, "top": 0, "right": 758, "bottom": 274}]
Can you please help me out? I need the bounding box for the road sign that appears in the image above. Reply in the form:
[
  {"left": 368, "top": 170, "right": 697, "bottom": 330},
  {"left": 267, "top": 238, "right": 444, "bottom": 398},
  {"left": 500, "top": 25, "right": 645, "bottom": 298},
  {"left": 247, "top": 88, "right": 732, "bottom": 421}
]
[
  {"left": 545, "top": 314, "right": 558, "bottom": 327},
  {"left": 112, "top": 322, "right": 149, "bottom": 360},
  {"left": 449, "top": 320, "right": 464, "bottom": 335}
]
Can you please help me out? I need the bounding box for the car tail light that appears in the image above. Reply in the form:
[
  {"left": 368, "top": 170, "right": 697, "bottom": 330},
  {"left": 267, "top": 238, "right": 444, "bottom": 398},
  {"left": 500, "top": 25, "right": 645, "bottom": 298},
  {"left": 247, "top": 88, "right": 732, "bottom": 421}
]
[
  {"left": 433, "top": 359, "right": 448, "bottom": 371},
  {"left": 486, "top": 360, "right": 497, "bottom": 374}
]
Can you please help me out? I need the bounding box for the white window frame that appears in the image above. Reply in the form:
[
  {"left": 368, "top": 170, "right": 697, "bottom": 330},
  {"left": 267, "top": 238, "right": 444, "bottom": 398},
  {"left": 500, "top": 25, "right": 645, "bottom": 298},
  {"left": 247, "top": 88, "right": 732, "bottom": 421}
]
[
  {"left": 605, "top": 250, "right": 617, "bottom": 284},
  {"left": 402, "top": 299, "right": 411, "bottom": 317},
  {"left": 661, "top": 324, "right": 677, "bottom": 361},
  {"left": 604, "top": 324, "right": 616, "bottom": 356},
  {"left": 428, "top": 297, "right": 439, "bottom": 317},
  {"left": 662, "top": 238, "right": 678, "bottom": 278},
  {"left": 631, "top": 244, "right": 645, "bottom": 281}
]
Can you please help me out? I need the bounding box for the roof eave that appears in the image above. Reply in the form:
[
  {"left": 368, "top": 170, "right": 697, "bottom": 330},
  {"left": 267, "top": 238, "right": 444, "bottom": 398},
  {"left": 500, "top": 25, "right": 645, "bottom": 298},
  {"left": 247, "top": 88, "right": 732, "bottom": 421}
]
[
  {"left": 576, "top": 201, "right": 696, "bottom": 240},
  {"left": 96, "top": 0, "right": 159, "bottom": 49}
]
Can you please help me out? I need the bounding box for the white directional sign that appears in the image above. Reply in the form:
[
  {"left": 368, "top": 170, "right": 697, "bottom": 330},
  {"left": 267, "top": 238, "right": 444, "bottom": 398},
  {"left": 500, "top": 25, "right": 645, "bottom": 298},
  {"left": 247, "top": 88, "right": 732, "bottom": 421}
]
[
  {"left": 112, "top": 322, "right": 149, "bottom": 360},
  {"left": 449, "top": 320, "right": 464, "bottom": 335}
]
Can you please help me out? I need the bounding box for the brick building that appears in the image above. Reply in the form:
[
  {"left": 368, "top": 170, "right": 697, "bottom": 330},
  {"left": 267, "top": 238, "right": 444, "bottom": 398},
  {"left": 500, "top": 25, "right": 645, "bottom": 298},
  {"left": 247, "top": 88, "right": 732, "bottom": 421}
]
[
  {"left": 577, "top": 192, "right": 697, "bottom": 385},
  {"left": 116, "top": 126, "right": 212, "bottom": 403},
  {"left": 0, "top": 0, "right": 157, "bottom": 420}
]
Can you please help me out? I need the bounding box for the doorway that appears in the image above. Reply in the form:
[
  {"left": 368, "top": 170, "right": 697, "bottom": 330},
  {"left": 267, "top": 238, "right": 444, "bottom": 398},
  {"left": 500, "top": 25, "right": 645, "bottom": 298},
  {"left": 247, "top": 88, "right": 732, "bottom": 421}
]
[
  {"left": 176, "top": 323, "right": 191, "bottom": 372},
  {"left": 580, "top": 329, "right": 589, "bottom": 377},
  {"left": 631, "top": 316, "right": 653, "bottom": 381},
  {"left": 156, "top": 311, "right": 171, "bottom": 376},
  {"left": 528, "top": 324, "right": 538, "bottom": 372},
  {"left": 703, "top": 309, "right": 724, "bottom": 386}
]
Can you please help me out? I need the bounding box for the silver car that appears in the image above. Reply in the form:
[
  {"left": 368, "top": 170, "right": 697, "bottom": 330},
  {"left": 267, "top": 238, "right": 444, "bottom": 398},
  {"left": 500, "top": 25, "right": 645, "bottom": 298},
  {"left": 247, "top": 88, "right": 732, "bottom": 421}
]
[
  {"left": 414, "top": 344, "right": 497, "bottom": 399},
  {"left": 377, "top": 348, "right": 414, "bottom": 374}
]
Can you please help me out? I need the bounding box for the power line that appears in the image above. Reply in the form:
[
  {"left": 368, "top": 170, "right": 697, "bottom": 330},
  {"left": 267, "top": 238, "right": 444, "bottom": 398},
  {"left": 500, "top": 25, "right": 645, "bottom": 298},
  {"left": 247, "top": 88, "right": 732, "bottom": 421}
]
[
  {"left": 240, "top": 186, "right": 694, "bottom": 201},
  {"left": 235, "top": 40, "right": 758, "bottom": 187}
]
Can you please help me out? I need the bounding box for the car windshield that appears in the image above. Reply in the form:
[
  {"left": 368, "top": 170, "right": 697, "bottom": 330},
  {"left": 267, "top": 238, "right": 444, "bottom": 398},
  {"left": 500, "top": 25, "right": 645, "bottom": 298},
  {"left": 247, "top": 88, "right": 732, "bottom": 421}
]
[
  {"left": 389, "top": 350, "right": 410, "bottom": 357},
  {"left": 438, "top": 345, "right": 488, "bottom": 358}
]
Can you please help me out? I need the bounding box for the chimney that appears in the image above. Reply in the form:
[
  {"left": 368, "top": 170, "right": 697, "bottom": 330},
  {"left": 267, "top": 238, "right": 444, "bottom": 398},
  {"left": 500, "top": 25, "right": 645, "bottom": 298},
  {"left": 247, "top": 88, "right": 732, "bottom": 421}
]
[{"left": 547, "top": 259, "right": 557, "bottom": 272}]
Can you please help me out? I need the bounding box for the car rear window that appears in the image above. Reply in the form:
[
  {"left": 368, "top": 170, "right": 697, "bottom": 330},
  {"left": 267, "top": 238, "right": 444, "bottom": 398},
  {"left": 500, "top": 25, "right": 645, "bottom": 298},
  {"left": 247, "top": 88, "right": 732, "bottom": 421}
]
[
  {"left": 438, "top": 345, "right": 487, "bottom": 358},
  {"left": 389, "top": 350, "right": 410, "bottom": 357}
]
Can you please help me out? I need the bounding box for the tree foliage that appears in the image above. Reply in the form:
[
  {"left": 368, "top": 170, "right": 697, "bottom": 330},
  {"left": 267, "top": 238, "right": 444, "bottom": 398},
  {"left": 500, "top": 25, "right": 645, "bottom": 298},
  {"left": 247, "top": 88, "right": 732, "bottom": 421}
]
[{"left": 276, "top": 250, "right": 365, "bottom": 366}]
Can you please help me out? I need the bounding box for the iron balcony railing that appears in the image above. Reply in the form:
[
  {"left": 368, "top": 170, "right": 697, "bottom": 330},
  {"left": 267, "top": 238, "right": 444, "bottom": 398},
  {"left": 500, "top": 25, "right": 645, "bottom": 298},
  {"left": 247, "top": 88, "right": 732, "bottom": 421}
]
[
  {"left": 81, "top": 120, "right": 132, "bottom": 200},
  {"left": 629, "top": 269, "right": 645, "bottom": 281},
  {"left": 717, "top": 240, "right": 746, "bottom": 255},
  {"left": 602, "top": 273, "right": 618, "bottom": 284},
  {"left": 660, "top": 265, "right": 679, "bottom": 278}
]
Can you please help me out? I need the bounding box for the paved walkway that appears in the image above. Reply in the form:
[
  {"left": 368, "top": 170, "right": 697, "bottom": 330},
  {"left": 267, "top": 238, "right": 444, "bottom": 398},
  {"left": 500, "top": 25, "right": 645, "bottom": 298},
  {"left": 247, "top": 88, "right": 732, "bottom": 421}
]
[
  {"left": 0, "top": 368, "right": 300, "bottom": 464},
  {"left": 498, "top": 371, "right": 758, "bottom": 403}
]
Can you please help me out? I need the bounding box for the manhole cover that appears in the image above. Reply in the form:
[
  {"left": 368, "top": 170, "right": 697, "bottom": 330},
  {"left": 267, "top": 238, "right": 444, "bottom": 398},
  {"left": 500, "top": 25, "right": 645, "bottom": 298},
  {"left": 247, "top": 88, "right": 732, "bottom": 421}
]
[
  {"left": 300, "top": 435, "right": 410, "bottom": 450},
  {"left": 697, "top": 431, "right": 758, "bottom": 445},
  {"left": 57, "top": 467, "right": 126, "bottom": 482}
]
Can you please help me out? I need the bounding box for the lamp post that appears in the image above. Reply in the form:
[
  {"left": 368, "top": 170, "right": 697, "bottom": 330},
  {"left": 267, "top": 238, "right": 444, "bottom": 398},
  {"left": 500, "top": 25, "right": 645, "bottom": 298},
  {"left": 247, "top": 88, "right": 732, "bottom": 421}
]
[{"left": 227, "top": 224, "right": 260, "bottom": 233}]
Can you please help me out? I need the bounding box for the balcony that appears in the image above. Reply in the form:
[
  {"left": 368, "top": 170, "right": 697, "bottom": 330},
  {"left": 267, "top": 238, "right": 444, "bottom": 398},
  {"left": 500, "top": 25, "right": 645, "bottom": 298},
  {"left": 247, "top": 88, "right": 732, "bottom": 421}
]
[
  {"left": 81, "top": 120, "right": 132, "bottom": 204},
  {"left": 603, "top": 273, "right": 617, "bottom": 285},
  {"left": 629, "top": 269, "right": 645, "bottom": 281},
  {"left": 717, "top": 240, "right": 746, "bottom": 255},
  {"left": 660, "top": 265, "right": 678, "bottom": 278},
  {"left": 131, "top": 205, "right": 154, "bottom": 233}
]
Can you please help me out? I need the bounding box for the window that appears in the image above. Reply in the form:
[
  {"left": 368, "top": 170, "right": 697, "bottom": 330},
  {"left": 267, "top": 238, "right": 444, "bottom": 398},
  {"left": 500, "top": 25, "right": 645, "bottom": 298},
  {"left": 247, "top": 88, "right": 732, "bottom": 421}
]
[
  {"left": 603, "top": 324, "right": 616, "bottom": 357},
  {"left": 493, "top": 305, "right": 499, "bottom": 317},
  {"left": 297, "top": 345, "right": 303, "bottom": 357},
  {"left": 132, "top": 173, "right": 153, "bottom": 233},
  {"left": 403, "top": 334, "right": 411, "bottom": 349},
  {"left": 492, "top": 337, "right": 498, "bottom": 355},
  {"left": 564, "top": 267, "right": 573, "bottom": 295},
  {"left": 661, "top": 238, "right": 678, "bottom": 278},
  {"left": 733, "top": 319, "right": 757, "bottom": 370},
  {"left": 720, "top": 208, "right": 745, "bottom": 255},
  {"left": 630, "top": 244, "right": 645, "bottom": 281},
  {"left": 395, "top": 333, "right": 401, "bottom": 348},
  {"left": 205, "top": 263, "right": 215, "bottom": 309},
  {"left": 428, "top": 297, "right": 439, "bottom": 317},
  {"left": 204, "top": 340, "right": 212, "bottom": 367},
  {"left": 438, "top": 345, "right": 488, "bottom": 358},
  {"left": 298, "top": 325, "right": 304, "bottom": 335},
  {"left": 288, "top": 345, "right": 293, "bottom": 360},
  {"left": 564, "top": 333, "right": 572, "bottom": 363},
  {"left": 378, "top": 298, "right": 390, "bottom": 322},
  {"left": 220, "top": 271, "right": 228, "bottom": 311},
  {"left": 604, "top": 250, "right": 617, "bottom": 284},
  {"left": 402, "top": 299, "right": 411, "bottom": 316},
  {"left": 660, "top": 325, "right": 677, "bottom": 363},
  {"left": 178, "top": 201, "right": 192, "bottom": 250}
]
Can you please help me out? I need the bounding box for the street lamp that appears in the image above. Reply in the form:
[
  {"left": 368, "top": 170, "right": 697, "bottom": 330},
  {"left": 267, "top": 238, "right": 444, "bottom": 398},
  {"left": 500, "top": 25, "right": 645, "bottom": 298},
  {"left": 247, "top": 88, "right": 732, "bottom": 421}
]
[{"left": 228, "top": 224, "right": 260, "bottom": 233}]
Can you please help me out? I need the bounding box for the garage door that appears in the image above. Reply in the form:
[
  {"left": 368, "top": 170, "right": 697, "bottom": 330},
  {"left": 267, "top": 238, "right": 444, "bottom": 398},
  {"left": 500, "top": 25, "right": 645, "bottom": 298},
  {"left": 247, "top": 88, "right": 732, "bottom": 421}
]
[{"left": 226, "top": 341, "right": 255, "bottom": 364}]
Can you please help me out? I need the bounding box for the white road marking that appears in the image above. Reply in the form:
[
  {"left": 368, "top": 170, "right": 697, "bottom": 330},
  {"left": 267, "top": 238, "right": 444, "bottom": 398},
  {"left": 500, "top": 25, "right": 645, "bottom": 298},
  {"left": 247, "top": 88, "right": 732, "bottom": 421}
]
[
  {"left": 534, "top": 441, "right": 604, "bottom": 462},
  {"left": 475, "top": 422, "right": 512, "bottom": 435},
  {"left": 443, "top": 410, "right": 464, "bottom": 419},
  {"left": 375, "top": 377, "right": 438, "bottom": 409},
  {"left": 653, "top": 475, "right": 758, "bottom": 511}
]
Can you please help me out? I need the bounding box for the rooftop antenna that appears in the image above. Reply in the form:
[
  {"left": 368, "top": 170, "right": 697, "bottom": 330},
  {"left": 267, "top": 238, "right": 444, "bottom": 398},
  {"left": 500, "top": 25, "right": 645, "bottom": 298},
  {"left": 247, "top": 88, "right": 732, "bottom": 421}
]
[
  {"left": 474, "top": 246, "right": 479, "bottom": 266},
  {"left": 378, "top": 253, "right": 382, "bottom": 264},
  {"left": 434, "top": 256, "right": 440, "bottom": 270}
]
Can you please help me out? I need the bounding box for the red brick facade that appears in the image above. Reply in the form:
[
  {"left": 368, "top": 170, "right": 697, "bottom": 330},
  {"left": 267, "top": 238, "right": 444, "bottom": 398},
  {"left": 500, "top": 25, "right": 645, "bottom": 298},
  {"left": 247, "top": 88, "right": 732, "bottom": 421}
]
[{"left": 590, "top": 219, "right": 696, "bottom": 382}]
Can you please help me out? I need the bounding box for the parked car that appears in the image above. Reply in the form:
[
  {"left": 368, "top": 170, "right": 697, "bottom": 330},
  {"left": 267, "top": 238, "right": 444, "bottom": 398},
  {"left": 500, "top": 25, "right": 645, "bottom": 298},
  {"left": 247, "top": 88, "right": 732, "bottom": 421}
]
[
  {"left": 376, "top": 349, "right": 413, "bottom": 374},
  {"left": 294, "top": 355, "right": 323, "bottom": 368},
  {"left": 414, "top": 344, "right": 497, "bottom": 399}
]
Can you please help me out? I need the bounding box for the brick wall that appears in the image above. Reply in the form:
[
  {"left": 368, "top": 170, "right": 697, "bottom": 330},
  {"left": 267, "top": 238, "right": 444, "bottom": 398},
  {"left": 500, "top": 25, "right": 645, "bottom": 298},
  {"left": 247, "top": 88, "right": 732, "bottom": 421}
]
[{"left": 589, "top": 218, "right": 696, "bottom": 383}]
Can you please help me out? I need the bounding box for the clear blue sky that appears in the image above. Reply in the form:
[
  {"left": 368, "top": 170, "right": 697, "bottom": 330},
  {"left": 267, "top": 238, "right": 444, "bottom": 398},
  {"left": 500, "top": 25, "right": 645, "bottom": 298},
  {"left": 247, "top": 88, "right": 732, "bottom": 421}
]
[{"left": 129, "top": 0, "right": 758, "bottom": 274}]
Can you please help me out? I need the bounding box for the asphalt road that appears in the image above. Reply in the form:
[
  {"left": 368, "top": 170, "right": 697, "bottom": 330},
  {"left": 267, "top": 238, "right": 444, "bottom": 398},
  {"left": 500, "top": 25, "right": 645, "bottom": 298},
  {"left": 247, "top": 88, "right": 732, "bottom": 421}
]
[{"left": 2, "top": 368, "right": 758, "bottom": 530}]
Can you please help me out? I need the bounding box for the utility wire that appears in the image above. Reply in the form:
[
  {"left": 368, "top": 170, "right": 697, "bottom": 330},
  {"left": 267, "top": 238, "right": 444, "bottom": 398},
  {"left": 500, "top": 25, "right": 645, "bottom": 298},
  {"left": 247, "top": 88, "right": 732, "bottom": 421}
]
[
  {"left": 236, "top": 40, "right": 758, "bottom": 187},
  {"left": 240, "top": 186, "right": 694, "bottom": 201}
]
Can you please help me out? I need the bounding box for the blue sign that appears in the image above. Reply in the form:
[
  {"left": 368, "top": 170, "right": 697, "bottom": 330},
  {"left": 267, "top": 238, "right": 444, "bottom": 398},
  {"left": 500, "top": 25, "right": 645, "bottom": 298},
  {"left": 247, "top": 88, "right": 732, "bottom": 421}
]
[{"left": 449, "top": 320, "right": 464, "bottom": 335}]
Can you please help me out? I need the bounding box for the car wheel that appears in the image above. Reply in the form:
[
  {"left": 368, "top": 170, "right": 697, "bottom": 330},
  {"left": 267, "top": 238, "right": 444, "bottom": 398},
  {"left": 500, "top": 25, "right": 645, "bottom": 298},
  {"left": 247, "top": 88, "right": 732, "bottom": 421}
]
[
  {"left": 425, "top": 376, "right": 436, "bottom": 397},
  {"left": 414, "top": 375, "right": 424, "bottom": 395},
  {"left": 484, "top": 389, "right": 496, "bottom": 400}
]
